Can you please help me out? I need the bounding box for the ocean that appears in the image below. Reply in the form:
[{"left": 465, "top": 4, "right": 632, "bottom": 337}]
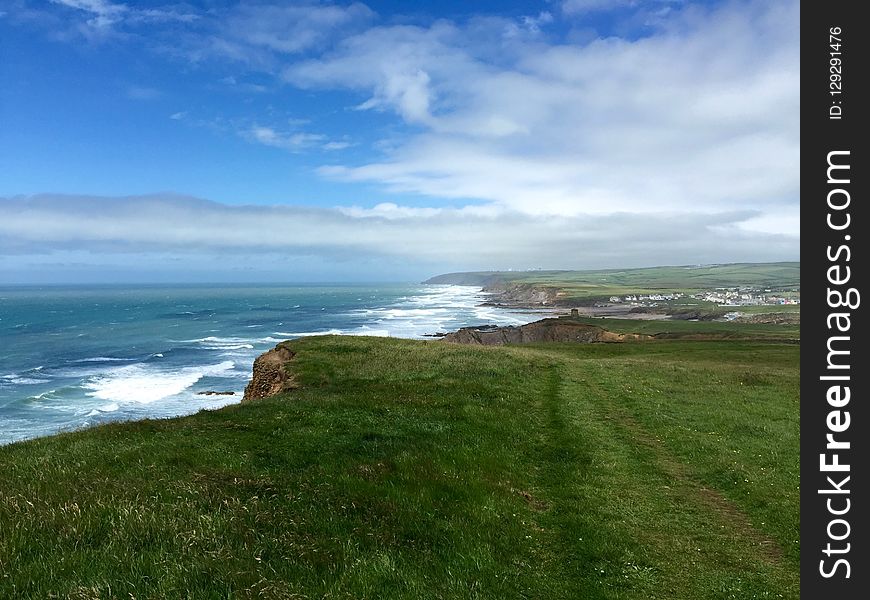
[{"left": 0, "top": 283, "right": 546, "bottom": 445}]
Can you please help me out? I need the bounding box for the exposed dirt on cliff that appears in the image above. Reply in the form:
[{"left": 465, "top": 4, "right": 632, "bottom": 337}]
[
  {"left": 441, "top": 317, "right": 651, "bottom": 346},
  {"left": 243, "top": 344, "right": 297, "bottom": 402}
]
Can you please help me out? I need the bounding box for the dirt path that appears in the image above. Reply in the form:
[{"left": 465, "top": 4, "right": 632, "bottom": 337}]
[
  {"left": 522, "top": 346, "right": 787, "bottom": 567},
  {"left": 603, "top": 407, "right": 784, "bottom": 564}
]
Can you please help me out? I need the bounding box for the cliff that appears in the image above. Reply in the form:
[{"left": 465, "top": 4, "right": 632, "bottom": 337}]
[
  {"left": 421, "top": 272, "right": 567, "bottom": 308},
  {"left": 480, "top": 282, "right": 565, "bottom": 307},
  {"left": 242, "top": 343, "right": 297, "bottom": 402},
  {"left": 441, "top": 317, "right": 650, "bottom": 346}
]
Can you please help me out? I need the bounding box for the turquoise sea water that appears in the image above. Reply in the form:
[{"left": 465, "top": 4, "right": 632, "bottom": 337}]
[{"left": 0, "top": 284, "right": 546, "bottom": 445}]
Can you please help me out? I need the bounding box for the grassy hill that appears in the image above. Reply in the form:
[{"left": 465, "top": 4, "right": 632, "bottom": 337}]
[
  {"left": 568, "top": 315, "right": 800, "bottom": 340},
  {"left": 425, "top": 262, "right": 800, "bottom": 305},
  {"left": 0, "top": 334, "right": 799, "bottom": 599}
]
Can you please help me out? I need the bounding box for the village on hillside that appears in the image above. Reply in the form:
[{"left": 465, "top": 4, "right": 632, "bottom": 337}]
[{"left": 608, "top": 288, "right": 800, "bottom": 307}]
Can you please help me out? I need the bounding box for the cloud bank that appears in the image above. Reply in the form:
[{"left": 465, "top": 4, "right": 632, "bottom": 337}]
[{"left": 1, "top": 194, "right": 798, "bottom": 281}]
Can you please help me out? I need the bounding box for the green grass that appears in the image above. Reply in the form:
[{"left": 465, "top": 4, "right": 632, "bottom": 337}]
[
  {"left": 566, "top": 315, "right": 800, "bottom": 340},
  {"left": 731, "top": 304, "right": 800, "bottom": 315},
  {"left": 0, "top": 336, "right": 799, "bottom": 599}
]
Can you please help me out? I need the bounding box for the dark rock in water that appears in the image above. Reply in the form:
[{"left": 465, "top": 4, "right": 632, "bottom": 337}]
[
  {"left": 243, "top": 343, "right": 297, "bottom": 402},
  {"left": 422, "top": 332, "right": 449, "bottom": 338},
  {"left": 197, "top": 391, "right": 236, "bottom": 396},
  {"left": 442, "top": 317, "right": 650, "bottom": 346}
]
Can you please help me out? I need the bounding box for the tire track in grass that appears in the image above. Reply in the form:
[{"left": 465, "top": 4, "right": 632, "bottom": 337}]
[
  {"left": 600, "top": 406, "right": 784, "bottom": 565},
  {"left": 520, "top": 355, "right": 661, "bottom": 599},
  {"left": 532, "top": 346, "right": 785, "bottom": 565},
  {"left": 524, "top": 346, "right": 796, "bottom": 598}
]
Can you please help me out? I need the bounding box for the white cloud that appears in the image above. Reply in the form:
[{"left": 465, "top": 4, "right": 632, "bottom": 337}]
[
  {"left": 9, "top": 1, "right": 196, "bottom": 44},
  {"left": 338, "top": 203, "right": 444, "bottom": 220},
  {"left": 560, "top": 1, "right": 682, "bottom": 16},
  {"left": 243, "top": 126, "right": 331, "bottom": 152},
  {"left": 523, "top": 11, "right": 554, "bottom": 30},
  {"left": 171, "top": 2, "right": 375, "bottom": 68},
  {"left": 48, "top": 0, "right": 195, "bottom": 30},
  {"left": 502, "top": 11, "right": 555, "bottom": 38},
  {"left": 284, "top": 22, "right": 478, "bottom": 125},
  {"left": 227, "top": 2, "right": 374, "bottom": 55},
  {"left": 322, "top": 141, "right": 353, "bottom": 151},
  {"left": 0, "top": 195, "right": 798, "bottom": 271},
  {"left": 50, "top": 0, "right": 127, "bottom": 28},
  {"left": 561, "top": 0, "right": 634, "bottom": 14},
  {"left": 130, "top": 8, "right": 198, "bottom": 24},
  {"left": 280, "top": 0, "right": 798, "bottom": 230}
]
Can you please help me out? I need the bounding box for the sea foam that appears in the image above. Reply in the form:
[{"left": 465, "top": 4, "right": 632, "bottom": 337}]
[
  {"left": 1, "top": 374, "right": 51, "bottom": 385},
  {"left": 84, "top": 360, "right": 235, "bottom": 404}
]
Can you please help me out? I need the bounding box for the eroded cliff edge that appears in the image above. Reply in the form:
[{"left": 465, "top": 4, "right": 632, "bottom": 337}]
[
  {"left": 441, "top": 317, "right": 650, "bottom": 346},
  {"left": 243, "top": 343, "right": 297, "bottom": 402}
]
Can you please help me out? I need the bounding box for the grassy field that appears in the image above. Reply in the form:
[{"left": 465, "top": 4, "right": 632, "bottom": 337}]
[
  {"left": 0, "top": 334, "right": 799, "bottom": 599},
  {"left": 571, "top": 315, "right": 800, "bottom": 340},
  {"left": 426, "top": 262, "right": 800, "bottom": 305}
]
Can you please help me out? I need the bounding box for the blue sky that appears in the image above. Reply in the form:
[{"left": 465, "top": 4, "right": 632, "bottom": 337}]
[{"left": 0, "top": 0, "right": 799, "bottom": 283}]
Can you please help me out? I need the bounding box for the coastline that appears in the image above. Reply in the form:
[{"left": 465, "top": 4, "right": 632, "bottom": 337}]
[
  {"left": 426, "top": 263, "right": 801, "bottom": 323},
  {"left": 0, "top": 283, "right": 553, "bottom": 446},
  {"left": 2, "top": 265, "right": 800, "bottom": 446}
]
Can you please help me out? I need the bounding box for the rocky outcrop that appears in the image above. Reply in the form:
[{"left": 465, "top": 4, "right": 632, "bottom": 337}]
[
  {"left": 442, "top": 317, "right": 650, "bottom": 346},
  {"left": 482, "top": 283, "right": 564, "bottom": 307},
  {"left": 243, "top": 344, "right": 297, "bottom": 402}
]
